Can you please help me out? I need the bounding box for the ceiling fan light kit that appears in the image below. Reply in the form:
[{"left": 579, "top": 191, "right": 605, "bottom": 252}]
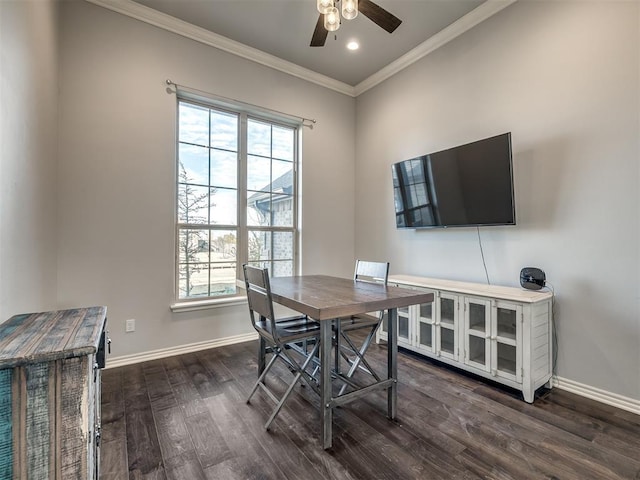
[
  {"left": 318, "top": 0, "right": 356, "bottom": 33},
  {"left": 342, "top": 0, "right": 359, "bottom": 20},
  {"left": 311, "top": 0, "right": 401, "bottom": 47},
  {"left": 324, "top": 6, "right": 341, "bottom": 32}
]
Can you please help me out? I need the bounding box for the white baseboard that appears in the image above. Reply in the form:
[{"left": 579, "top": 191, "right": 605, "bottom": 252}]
[
  {"left": 106, "top": 335, "right": 639, "bottom": 416},
  {"left": 106, "top": 332, "right": 259, "bottom": 369},
  {"left": 552, "top": 376, "right": 640, "bottom": 416}
]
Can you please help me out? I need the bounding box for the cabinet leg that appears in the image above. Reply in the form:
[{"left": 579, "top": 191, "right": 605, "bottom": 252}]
[{"left": 523, "top": 386, "right": 534, "bottom": 403}]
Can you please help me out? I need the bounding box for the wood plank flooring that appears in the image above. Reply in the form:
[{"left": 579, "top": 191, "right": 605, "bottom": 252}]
[{"left": 100, "top": 337, "right": 640, "bottom": 480}]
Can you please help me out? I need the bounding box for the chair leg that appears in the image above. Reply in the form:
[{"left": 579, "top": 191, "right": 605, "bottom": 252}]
[
  {"left": 344, "top": 328, "right": 380, "bottom": 378},
  {"left": 334, "top": 320, "right": 342, "bottom": 374},
  {"left": 265, "top": 341, "right": 321, "bottom": 430},
  {"left": 337, "top": 326, "right": 381, "bottom": 395},
  {"left": 247, "top": 348, "right": 280, "bottom": 403},
  {"left": 248, "top": 340, "right": 321, "bottom": 430}
]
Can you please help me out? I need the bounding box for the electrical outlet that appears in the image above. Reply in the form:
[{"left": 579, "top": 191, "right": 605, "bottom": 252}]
[{"left": 125, "top": 319, "right": 135, "bottom": 333}]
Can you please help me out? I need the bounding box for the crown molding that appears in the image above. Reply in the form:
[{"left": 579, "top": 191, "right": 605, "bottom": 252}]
[
  {"left": 354, "top": 0, "right": 517, "bottom": 96},
  {"left": 85, "top": 0, "right": 357, "bottom": 97}
]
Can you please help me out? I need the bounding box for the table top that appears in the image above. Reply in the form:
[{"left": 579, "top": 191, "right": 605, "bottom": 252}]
[
  {"left": 0, "top": 306, "right": 107, "bottom": 368},
  {"left": 269, "top": 275, "right": 434, "bottom": 321}
]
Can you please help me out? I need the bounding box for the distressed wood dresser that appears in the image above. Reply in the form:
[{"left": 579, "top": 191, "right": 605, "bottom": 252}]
[{"left": 0, "top": 306, "right": 108, "bottom": 479}]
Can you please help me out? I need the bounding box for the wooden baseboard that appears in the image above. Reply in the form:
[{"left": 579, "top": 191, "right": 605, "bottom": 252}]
[
  {"left": 105, "top": 332, "right": 259, "bottom": 369},
  {"left": 552, "top": 376, "right": 640, "bottom": 416}
]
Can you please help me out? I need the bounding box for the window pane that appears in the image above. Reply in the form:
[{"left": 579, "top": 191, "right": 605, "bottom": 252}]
[
  {"left": 247, "top": 192, "right": 271, "bottom": 227},
  {"left": 210, "top": 149, "right": 237, "bottom": 189},
  {"left": 247, "top": 260, "right": 269, "bottom": 270},
  {"left": 178, "top": 184, "right": 210, "bottom": 224},
  {"left": 273, "top": 232, "right": 292, "bottom": 260},
  {"left": 178, "top": 262, "right": 210, "bottom": 298},
  {"left": 209, "top": 230, "right": 237, "bottom": 262},
  {"left": 210, "top": 110, "right": 238, "bottom": 150},
  {"left": 272, "top": 160, "right": 293, "bottom": 193},
  {"left": 178, "top": 228, "right": 209, "bottom": 263},
  {"left": 272, "top": 126, "right": 294, "bottom": 161},
  {"left": 210, "top": 187, "right": 237, "bottom": 226},
  {"left": 248, "top": 230, "right": 271, "bottom": 262},
  {"left": 272, "top": 194, "right": 293, "bottom": 227},
  {"left": 179, "top": 144, "right": 208, "bottom": 186},
  {"left": 247, "top": 155, "right": 270, "bottom": 192},
  {"left": 272, "top": 260, "right": 293, "bottom": 277},
  {"left": 247, "top": 119, "right": 271, "bottom": 157},
  {"left": 209, "top": 263, "right": 237, "bottom": 296},
  {"left": 179, "top": 103, "right": 208, "bottom": 146}
]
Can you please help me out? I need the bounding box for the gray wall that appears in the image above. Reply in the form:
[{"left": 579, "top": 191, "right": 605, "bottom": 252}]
[
  {"left": 57, "top": 1, "right": 356, "bottom": 358},
  {"left": 0, "top": 0, "right": 59, "bottom": 320},
  {"left": 355, "top": 1, "right": 639, "bottom": 400}
]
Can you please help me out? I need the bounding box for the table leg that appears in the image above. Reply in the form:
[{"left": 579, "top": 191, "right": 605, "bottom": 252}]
[
  {"left": 387, "top": 308, "right": 397, "bottom": 419},
  {"left": 320, "top": 319, "right": 333, "bottom": 449}
]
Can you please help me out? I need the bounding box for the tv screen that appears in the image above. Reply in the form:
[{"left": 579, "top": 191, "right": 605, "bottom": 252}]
[{"left": 392, "top": 133, "right": 515, "bottom": 229}]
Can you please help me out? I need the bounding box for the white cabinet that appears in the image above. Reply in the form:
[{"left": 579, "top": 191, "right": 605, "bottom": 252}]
[{"left": 378, "top": 275, "right": 553, "bottom": 403}]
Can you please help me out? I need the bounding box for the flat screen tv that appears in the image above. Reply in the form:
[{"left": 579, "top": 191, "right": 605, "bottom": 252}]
[{"left": 392, "top": 133, "right": 515, "bottom": 229}]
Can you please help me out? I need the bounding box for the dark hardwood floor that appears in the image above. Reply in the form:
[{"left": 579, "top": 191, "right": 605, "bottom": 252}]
[{"left": 100, "top": 337, "right": 640, "bottom": 480}]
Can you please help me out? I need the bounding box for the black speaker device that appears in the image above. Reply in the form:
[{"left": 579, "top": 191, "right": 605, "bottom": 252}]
[{"left": 520, "top": 267, "right": 546, "bottom": 290}]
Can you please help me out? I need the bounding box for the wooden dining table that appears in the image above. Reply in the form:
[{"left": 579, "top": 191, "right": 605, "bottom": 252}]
[{"left": 268, "top": 275, "right": 434, "bottom": 449}]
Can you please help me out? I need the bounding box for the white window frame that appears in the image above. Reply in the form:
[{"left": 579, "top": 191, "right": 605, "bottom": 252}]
[{"left": 172, "top": 95, "right": 300, "bottom": 310}]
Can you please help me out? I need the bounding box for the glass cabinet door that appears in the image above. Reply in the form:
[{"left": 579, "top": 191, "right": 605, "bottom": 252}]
[
  {"left": 376, "top": 306, "right": 411, "bottom": 347},
  {"left": 415, "top": 289, "right": 436, "bottom": 354},
  {"left": 397, "top": 305, "right": 412, "bottom": 347},
  {"left": 463, "top": 297, "right": 491, "bottom": 372},
  {"left": 491, "top": 301, "right": 522, "bottom": 381},
  {"left": 436, "top": 293, "right": 459, "bottom": 360}
]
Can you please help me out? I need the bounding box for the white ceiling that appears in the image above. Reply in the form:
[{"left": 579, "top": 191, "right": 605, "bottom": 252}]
[{"left": 131, "top": 0, "right": 486, "bottom": 86}]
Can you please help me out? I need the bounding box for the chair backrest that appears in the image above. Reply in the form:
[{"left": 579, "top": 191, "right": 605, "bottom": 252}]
[
  {"left": 243, "top": 264, "right": 277, "bottom": 335},
  {"left": 354, "top": 260, "right": 389, "bottom": 286}
]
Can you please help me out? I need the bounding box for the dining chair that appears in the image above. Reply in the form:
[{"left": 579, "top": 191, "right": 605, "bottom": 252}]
[
  {"left": 243, "top": 264, "right": 321, "bottom": 430},
  {"left": 334, "top": 260, "right": 390, "bottom": 393}
]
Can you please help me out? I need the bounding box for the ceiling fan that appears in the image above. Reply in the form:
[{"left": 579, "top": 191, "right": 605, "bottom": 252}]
[{"left": 310, "top": 0, "right": 402, "bottom": 47}]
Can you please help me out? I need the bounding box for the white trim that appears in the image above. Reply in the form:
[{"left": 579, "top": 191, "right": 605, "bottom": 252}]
[
  {"left": 106, "top": 331, "right": 258, "bottom": 369},
  {"left": 85, "top": 0, "right": 355, "bottom": 97},
  {"left": 354, "top": 0, "right": 517, "bottom": 95},
  {"left": 85, "top": 0, "right": 514, "bottom": 98},
  {"left": 553, "top": 376, "right": 640, "bottom": 416},
  {"left": 170, "top": 295, "right": 247, "bottom": 313}
]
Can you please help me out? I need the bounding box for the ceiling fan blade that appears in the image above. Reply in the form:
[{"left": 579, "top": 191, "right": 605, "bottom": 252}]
[
  {"left": 359, "top": 0, "right": 402, "bottom": 34},
  {"left": 310, "top": 14, "right": 328, "bottom": 47}
]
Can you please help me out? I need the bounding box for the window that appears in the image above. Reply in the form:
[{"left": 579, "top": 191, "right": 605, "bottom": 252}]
[{"left": 176, "top": 99, "right": 298, "bottom": 301}]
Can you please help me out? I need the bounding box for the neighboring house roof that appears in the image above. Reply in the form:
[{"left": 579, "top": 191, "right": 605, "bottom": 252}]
[{"left": 247, "top": 171, "right": 293, "bottom": 207}]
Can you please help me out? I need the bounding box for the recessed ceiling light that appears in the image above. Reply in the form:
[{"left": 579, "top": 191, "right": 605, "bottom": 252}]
[{"left": 346, "top": 41, "right": 359, "bottom": 51}]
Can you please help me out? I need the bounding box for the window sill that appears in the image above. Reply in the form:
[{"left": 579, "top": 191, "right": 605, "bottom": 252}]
[{"left": 170, "top": 295, "right": 247, "bottom": 313}]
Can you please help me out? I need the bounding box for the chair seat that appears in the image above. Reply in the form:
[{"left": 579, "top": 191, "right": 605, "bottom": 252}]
[
  {"left": 256, "top": 317, "right": 320, "bottom": 343},
  {"left": 336, "top": 313, "right": 380, "bottom": 331},
  {"left": 275, "top": 315, "right": 314, "bottom": 329}
]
